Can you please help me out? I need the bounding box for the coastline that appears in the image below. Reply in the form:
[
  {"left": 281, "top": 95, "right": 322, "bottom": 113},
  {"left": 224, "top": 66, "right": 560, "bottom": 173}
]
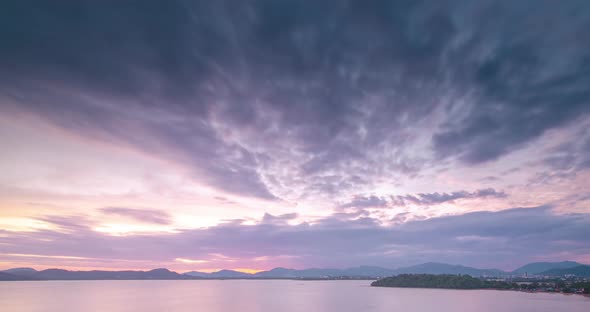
[{"left": 371, "top": 285, "right": 590, "bottom": 297}]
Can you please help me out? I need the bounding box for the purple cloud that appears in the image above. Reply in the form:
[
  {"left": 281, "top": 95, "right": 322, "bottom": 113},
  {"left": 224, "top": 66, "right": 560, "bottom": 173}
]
[
  {"left": 100, "top": 207, "right": 172, "bottom": 225},
  {"left": 0, "top": 0, "right": 589, "bottom": 272},
  {"left": 1, "top": 207, "right": 588, "bottom": 270},
  {"left": 393, "top": 188, "right": 507, "bottom": 206},
  {"left": 2, "top": 0, "right": 588, "bottom": 202},
  {"left": 340, "top": 196, "right": 389, "bottom": 209},
  {"left": 262, "top": 213, "right": 298, "bottom": 225}
]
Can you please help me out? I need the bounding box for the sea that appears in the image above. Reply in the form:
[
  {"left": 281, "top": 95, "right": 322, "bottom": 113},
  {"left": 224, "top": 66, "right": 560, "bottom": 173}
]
[{"left": 0, "top": 280, "right": 588, "bottom": 311}]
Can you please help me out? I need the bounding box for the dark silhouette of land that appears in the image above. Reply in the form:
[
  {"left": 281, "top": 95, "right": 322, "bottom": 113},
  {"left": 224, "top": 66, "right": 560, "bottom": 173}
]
[
  {"left": 371, "top": 274, "right": 513, "bottom": 289},
  {"left": 1, "top": 261, "right": 589, "bottom": 281},
  {"left": 371, "top": 274, "right": 590, "bottom": 294}
]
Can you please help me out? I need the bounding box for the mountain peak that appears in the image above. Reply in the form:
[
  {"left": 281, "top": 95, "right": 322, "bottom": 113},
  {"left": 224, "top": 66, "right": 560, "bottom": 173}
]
[
  {"left": 2, "top": 267, "right": 38, "bottom": 275},
  {"left": 512, "top": 261, "right": 581, "bottom": 274}
]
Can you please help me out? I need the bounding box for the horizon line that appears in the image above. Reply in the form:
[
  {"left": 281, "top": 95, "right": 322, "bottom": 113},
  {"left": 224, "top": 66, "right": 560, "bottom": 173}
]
[{"left": 3, "top": 260, "right": 587, "bottom": 275}]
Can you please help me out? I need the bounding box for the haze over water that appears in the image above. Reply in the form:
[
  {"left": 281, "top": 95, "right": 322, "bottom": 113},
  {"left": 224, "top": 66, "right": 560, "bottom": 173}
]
[{"left": 1, "top": 280, "right": 588, "bottom": 312}]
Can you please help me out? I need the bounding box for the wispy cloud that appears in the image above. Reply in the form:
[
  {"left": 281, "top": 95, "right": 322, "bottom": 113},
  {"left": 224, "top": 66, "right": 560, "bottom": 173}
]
[
  {"left": 393, "top": 189, "right": 508, "bottom": 206},
  {"left": 100, "top": 207, "right": 172, "bottom": 225},
  {"left": 340, "top": 196, "right": 389, "bottom": 209}
]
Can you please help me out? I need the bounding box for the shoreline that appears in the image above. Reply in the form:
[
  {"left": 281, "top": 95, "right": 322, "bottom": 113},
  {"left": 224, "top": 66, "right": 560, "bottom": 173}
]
[
  {"left": 1, "top": 278, "right": 589, "bottom": 297},
  {"left": 371, "top": 285, "right": 590, "bottom": 297}
]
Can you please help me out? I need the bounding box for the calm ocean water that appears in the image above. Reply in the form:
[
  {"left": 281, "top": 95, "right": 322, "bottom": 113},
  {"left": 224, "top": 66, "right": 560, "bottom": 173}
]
[{"left": 0, "top": 280, "right": 588, "bottom": 312}]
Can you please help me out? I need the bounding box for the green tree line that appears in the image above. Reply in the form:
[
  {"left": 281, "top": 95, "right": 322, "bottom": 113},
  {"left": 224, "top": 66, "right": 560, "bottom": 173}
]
[{"left": 371, "top": 274, "right": 513, "bottom": 289}]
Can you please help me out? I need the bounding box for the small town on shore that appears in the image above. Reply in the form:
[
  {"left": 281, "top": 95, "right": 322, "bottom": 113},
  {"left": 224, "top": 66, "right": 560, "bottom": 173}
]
[{"left": 479, "top": 273, "right": 589, "bottom": 295}]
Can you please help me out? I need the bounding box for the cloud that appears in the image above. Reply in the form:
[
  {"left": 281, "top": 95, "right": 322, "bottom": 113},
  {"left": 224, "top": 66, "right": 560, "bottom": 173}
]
[
  {"left": 2, "top": 207, "right": 589, "bottom": 269},
  {"left": 544, "top": 132, "right": 590, "bottom": 171},
  {"left": 527, "top": 129, "right": 590, "bottom": 185},
  {"left": 100, "top": 207, "right": 172, "bottom": 225},
  {"left": 0, "top": 2, "right": 589, "bottom": 275},
  {"left": 336, "top": 188, "right": 509, "bottom": 208},
  {"left": 261, "top": 212, "right": 298, "bottom": 225},
  {"left": 393, "top": 188, "right": 507, "bottom": 206},
  {"left": 431, "top": 1, "right": 590, "bottom": 164},
  {"left": 340, "top": 188, "right": 507, "bottom": 211},
  {"left": 340, "top": 195, "right": 389, "bottom": 209},
  {"left": 480, "top": 176, "right": 500, "bottom": 182},
  {"left": 2, "top": 0, "right": 588, "bottom": 202},
  {"left": 35, "top": 215, "right": 97, "bottom": 232}
]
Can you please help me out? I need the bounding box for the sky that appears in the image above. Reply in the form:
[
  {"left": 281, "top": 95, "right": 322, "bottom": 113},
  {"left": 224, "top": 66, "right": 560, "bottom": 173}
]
[{"left": 0, "top": 0, "right": 589, "bottom": 273}]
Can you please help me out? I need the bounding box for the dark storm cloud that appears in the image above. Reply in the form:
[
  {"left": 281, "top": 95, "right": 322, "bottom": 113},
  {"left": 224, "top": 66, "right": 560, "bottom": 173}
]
[
  {"left": 432, "top": 1, "right": 590, "bottom": 163},
  {"left": 2, "top": 207, "right": 589, "bottom": 268},
  {"left": 100, "top": 207, "right": 172, "bottom": 225},
  {"left": 1, "top": 0, "right": 589, "bottom": 198}
]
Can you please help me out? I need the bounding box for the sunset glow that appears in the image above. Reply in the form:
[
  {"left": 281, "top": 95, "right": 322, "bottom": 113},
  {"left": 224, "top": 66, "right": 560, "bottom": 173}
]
[{"left": 0, "top": 0, "right": 589, "bottom": 274}]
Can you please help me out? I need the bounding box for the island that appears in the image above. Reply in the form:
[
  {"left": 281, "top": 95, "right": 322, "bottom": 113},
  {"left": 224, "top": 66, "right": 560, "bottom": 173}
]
[
  {"left": 371, "top": 274, "right": 513, "bottom": 290},
  {"left": 371, "top": 274, "right": 590, "bottom": 294}
]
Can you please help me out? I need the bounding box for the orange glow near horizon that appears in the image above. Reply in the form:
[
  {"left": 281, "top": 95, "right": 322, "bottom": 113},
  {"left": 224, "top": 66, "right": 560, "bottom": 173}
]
[
  {"left": 0, "top": 253, "right": 267, "bottom": 273},
  {"left": 0, "top": 260, "right": 267, "bottom": 274}
]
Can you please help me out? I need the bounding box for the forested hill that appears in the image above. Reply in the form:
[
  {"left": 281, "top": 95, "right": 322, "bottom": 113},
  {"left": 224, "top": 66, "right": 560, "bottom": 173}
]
[{"left": 371, "top": 274, "right": 512, "bottom": 290}]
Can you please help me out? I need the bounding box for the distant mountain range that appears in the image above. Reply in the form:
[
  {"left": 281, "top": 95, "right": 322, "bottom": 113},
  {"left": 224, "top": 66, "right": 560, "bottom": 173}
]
[
  {"left": 392, "top": 262, "right": 504, "bottom": 277},
  {"left": 540, "top": 265, "right": 590, "bottom": 277},
  {"left": 0, "top": 268, "right": 190, "bottom": 281},
  {"left": 0, "top": 271, "right": 35, "bottom": 281},
  {"left": 511, "top": 261, "right": 581, "bottom": 275},
  {"left": 184, "top": 269, "right": 252, "bottom": 278},
  {"left": 2, "top": 261, "right": 589, "bottom": 281}
]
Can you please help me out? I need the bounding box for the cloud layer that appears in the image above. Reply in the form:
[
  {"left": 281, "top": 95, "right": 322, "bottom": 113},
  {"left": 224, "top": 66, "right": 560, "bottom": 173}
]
[
  {"left": 2, "top": 0, "right": 589, "bottom": 201},
  {"left": 394, "top": 188, "right": 507, "bottom": 206},
  {"left": 1, "top": 207, "right": 589, "bottom": 270},
  {"left": 0, "top": 1, "right": 589, "bottom": 269}
]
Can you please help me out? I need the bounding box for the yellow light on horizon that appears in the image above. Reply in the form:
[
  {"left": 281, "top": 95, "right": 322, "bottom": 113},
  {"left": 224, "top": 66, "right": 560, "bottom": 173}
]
[
  {"left": 0, "top": 217, "right": 57, "bottom": 232},
  {"left": 233, "top": 268, "right": 263, "bottom": 274},
  {"left": 175, "top": 258, "right": 209, "bottom": 264},
  {"left": 93, "top": 223, "right": 177, "bottom": 235},
  {"left": 2, "top": 253, "right": 90, "bottom": 260}
]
